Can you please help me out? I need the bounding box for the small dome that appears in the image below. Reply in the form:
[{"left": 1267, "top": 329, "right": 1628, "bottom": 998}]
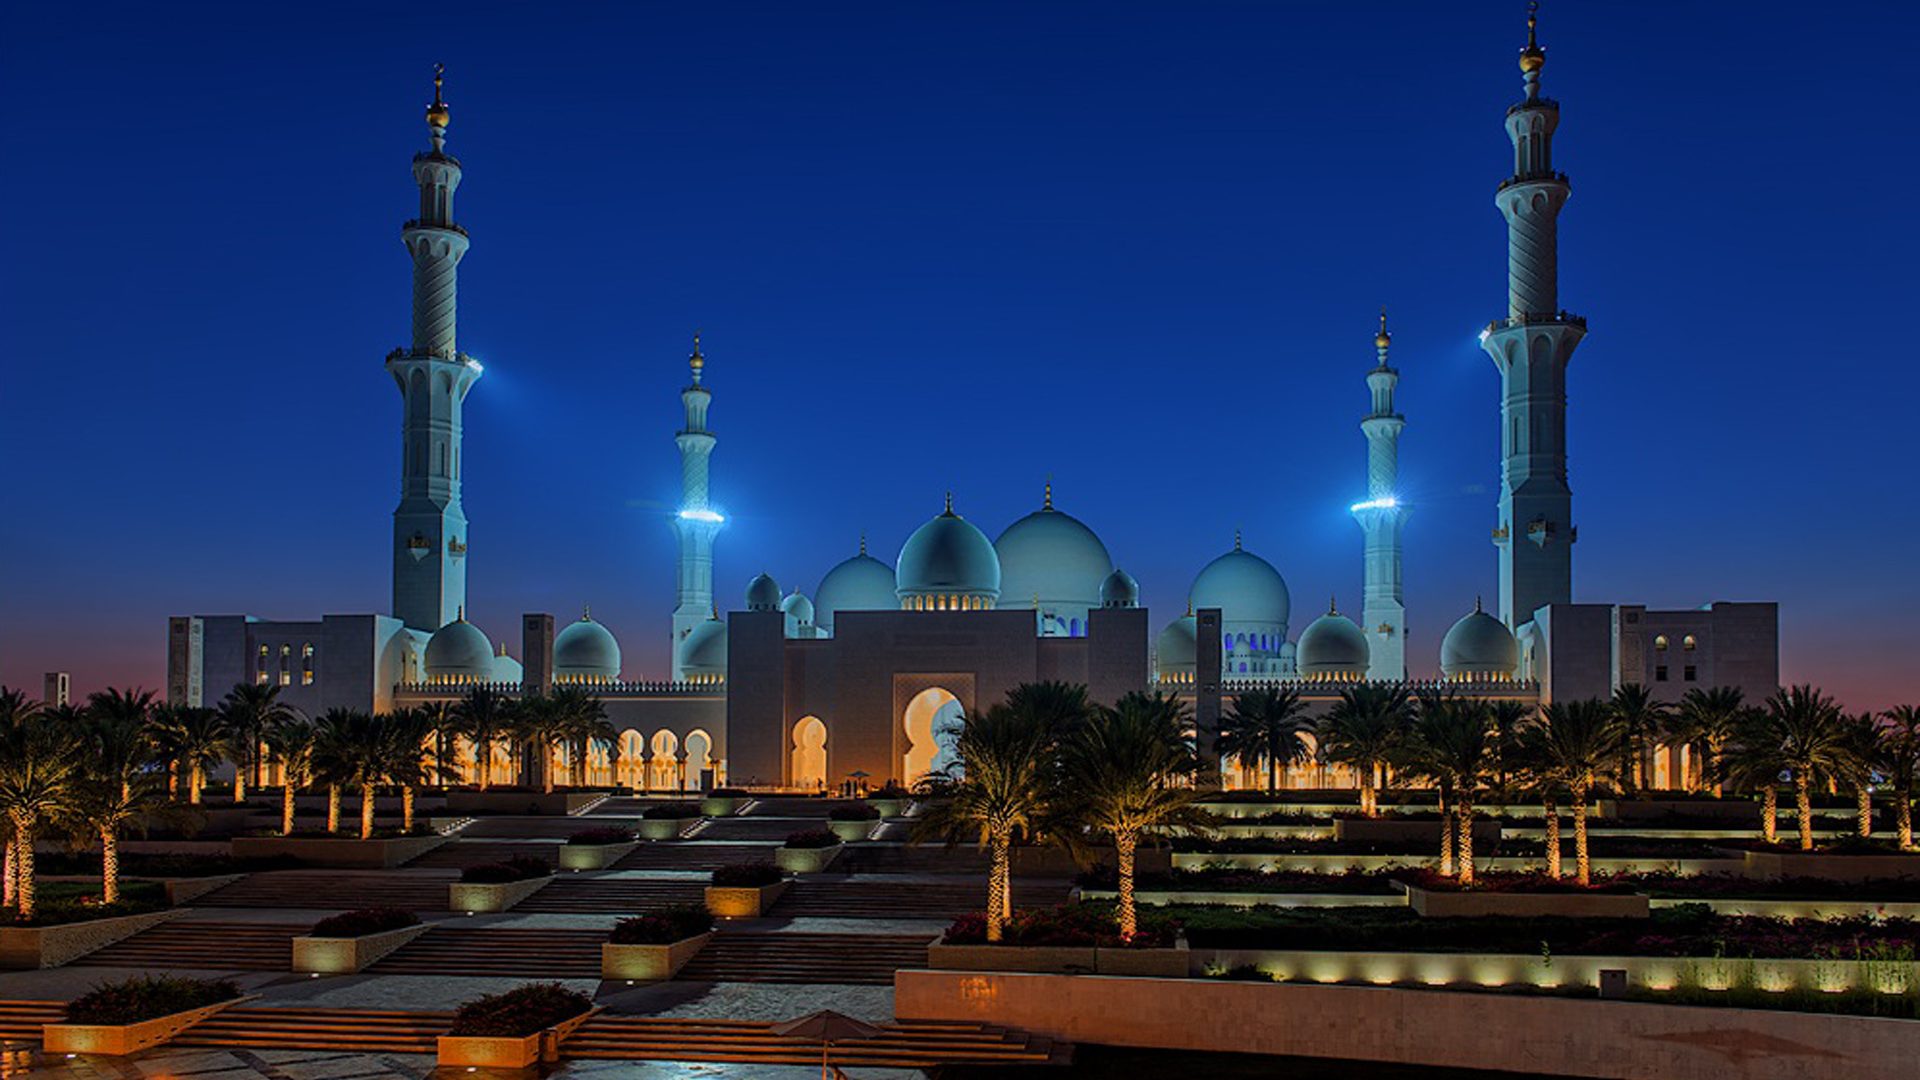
[
  {"left": 1190, "top": 542, "right": 1291, "bottom": 630},
  {"left": 815, "top": 545, "right": 898, "bottom": 633},
  {"left": 994, "top": 501, "right": 1113, "bottom": 612},
  {"left": 746, "top": 573, "right": 782, "bottom": 612},
  {"left": 490, "top": 646, "right": 523, "bottom": 684},
  {"left": 1296, "top": 605, "right": 1370, "bottom": 681},
  {"left": 680, "top": 617, "right": 728, "bottom": 682},
  {"left": 780, "top": 590, "right": 814, "bottom": 625},
  {"left": 554, "top": 612, "right": 621, "bottom": 682},
  {"left": 897, "top": 497, "right": 1000, "bottom": 605},
  {"left": 1440, "top": 601, "right": 1519, "bottom": 680},
  {"left": 1100, "top": 568, "right": 1140, "bottom": 608},
  {"left": 1155, "top": 614, "right": 1199, "bottom": 678},
  {"left": 424, "top": 615, "right": 493, "bottom": 682}
]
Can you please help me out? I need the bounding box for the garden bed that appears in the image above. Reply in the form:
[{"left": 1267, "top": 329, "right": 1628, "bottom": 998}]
[
  {"left": 774, "top": 831, "right": 844, "bottom": 873},
  {"left": 1742, "top": 848, "right": 1920, "bottom": 883},
  {"left": 1333, "top": 817, "right": 1502, "bottom": 845},
  {"left": 700, "top": 791, "right": 750, "bottom": 817},
  {"left": 45, "top": 977, "right": 248, "bottom": 1055},
  {"left": 603, "top": 906, "right": 716, "bottom": 979},
  {"left": 292, "top": 909, "right": 430, "bottom": 973},
  {"left": 0, "top": 906, "right": 183, "bottom": 970},
  {"left": 450, "top": 857, "right": 556, "bottom": 913},
  {"left": 933, "top": 907, "right": 1189, "bottom": 977},
  {"left": 1396, "top": 873, "right": 1649, "bottom": 919},
  {"left": 438, "top": 984, "right": 597, "bottom": 1069},
  {"left": 557, "top": 828, "right": 639, "bottom": 870}
]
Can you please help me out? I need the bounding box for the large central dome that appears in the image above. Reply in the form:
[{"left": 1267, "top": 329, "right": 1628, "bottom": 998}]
[
  {"left": 896, "top": 496, "right": 1000, "bottom": 608},
  {"left": 995, "top": 493, "right": 1113, "bottom": 616},
  {"left": 815, "top": 540, "right": 898, "bottom": 634}
]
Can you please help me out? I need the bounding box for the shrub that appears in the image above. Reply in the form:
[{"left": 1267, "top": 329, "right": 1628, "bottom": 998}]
[
  {"left": 1396, "top": 869, "right": 1638, "bottom": 895},
  {"left": 610, "top": 904, "right": 714, "bottom": 944},
  {"left": 642, "top": 803, "right": 706, "bottom": 820},
  {"left": 447, "top": 983, "right": 593, "bottom": 1037},
  {"left": 459, "top": 856, "right": 553, "bottom": 883},
  {"left": 0, "top": 881, "right": 168, "bottom": 927},
  {"left": 67, "top": 976, "right": 240, "bottom": 1025},
  {"left": 828, "top": 805, "right": 881, "bottom": 822},
  {"left": 1073, "top": 865, "right": 1399, "bottom": 896},
  {"left": 308, "top": 907, "right": 421, "bottom": 938},
  {"left": 943, "top": 904, "right": 1178, "bottom": 948},
  {"left": 711, "top": 861, "right": 785, "bottom": 887},
  {"left": 784, "top": 829, "right": 840, "bottom": 849},
  {"left": 708, "top": 787, "right": 750, "bottom": 798},
  {"left": 1208, "top": 963, "right": 1276, "bottom": 981},
  {"left": 566, "top": 826, "right": 636, "bottom": 846},
  {"left": 871, "top": 781, "right": 910, "bottom": 799}
]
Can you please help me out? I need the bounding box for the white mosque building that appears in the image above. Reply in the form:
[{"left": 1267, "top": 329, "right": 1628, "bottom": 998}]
[{"left": 167, "top": 14, "right": 1777, "bottom": 793}]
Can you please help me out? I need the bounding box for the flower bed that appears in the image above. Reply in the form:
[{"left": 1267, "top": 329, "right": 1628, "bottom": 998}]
[
  {"left": 293, "top": 909, "right": 430, "bottom": 973},
  {"left": 47, "top": 976, "right": 245, "bottom": 1055},
  {"left": 565, "top": 826, "right": 636, "bottom": 846},
  {"left": 827, "top": 806, "right": 880, "bottom": 842},
  {"left": 451, "top": 857, "right": 555, "bottom": 913},
  {"left": 439, "top": 983, "right": 597, "bottom": 1069},
  {"left": 558, "top": 828, "right": 639, "bottom": 869},
  {"left": 707, "top": 861, "right": 789, "bottom": 916},
  {"left": 775, "top": 830, "right": 843, "bottom": 873},
  {"left": 932, "top": 906, "right": 1188, "bottom": 976},
  {"left": 603, "top": 904, "right": 715, "bottom": 979},
  {"left": 0, "top": 880, "right": 168, "bottom": 929},
  {"left": 0, "top": 906, "right": 184, "bottom": 970},
  {"left": 1394, "top": 871, "right": 1649, "bottom": 919},
  {"left": 309, "top": 907, "right": 420, "bottom": 937}
]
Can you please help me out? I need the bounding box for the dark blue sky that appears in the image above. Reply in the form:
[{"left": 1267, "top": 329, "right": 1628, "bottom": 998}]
[{"left": 3, "top": 2, "right": 1914, "bottom": 709}]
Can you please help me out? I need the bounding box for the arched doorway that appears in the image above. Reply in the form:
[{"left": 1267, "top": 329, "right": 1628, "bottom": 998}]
[
  {"left": 617, "top": 729, "right": 645, "bottom": 789},
  {"left": 902, "top": 688, "right": 964, "bottom": 784},
  {"left": 684, "top": 729, "right": 714, "bottom": 792},
  {"left": 649, "top": 729, "right": 681, "bottom": 791},
  {"left": 791, "top": 716, "right": 827, "bottom": 791}
]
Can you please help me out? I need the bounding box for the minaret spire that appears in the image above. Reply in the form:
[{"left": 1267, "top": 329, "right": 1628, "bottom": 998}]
[
  {"left": 1353, "top": 311, "right": 1408, "bottom": 680},
  {"left": 387, "top": 65, "right": 480, "bottom": 632},
  {"left": 1484, "top": 0, "right": 1584, "bottom": 631},
  {"left": 670, "top": 332, "right": 723, "bottom": 679}
]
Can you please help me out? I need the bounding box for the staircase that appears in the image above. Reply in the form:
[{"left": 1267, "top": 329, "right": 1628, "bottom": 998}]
[
  {"left": 741, "top": 797, "right": 862, "bottom": 817},
  {"left": 774, "top": 878, "right": 1066, "bottom": 920},
  {"left": 674, "top": 931, "right": 927, "bottom": 985},
  {"left": 698, "top": 818, "right": 828, "bottom": 842},
  {"left": 592, "top": 797, "right": 700, "bottom": 816},
  {"left": 461, "top": 816, "right": 640, "bottom": 839},
  {"left": 613, "top": 843, "right": 777, "bottom": 872},
  {"left": 0, "top": 1001, "right": 62, "bottom": 1040},
  {"left": 513, "top": 875, "right": 708, "bottom": 914},
  {"left": 840, "top": 843, "right": 990, "bottom": 874},
  {"left": 406, "top": 839, "right": 561, "bottom": 869},
  {"left": 191, "top": 870, "right": 454, "bottom": 910},
  {"left": 564, "top": 1016, "right": 1067, "bottom": 1067},
  {"left": 366, "top": 926, "right": 603, "bottom": 977},
  {"left": 73, "top": 921, "right": 302, "bottom": 971},
  {"left": 174, "top": 1007, "right": 450, "bottom": 1053}
]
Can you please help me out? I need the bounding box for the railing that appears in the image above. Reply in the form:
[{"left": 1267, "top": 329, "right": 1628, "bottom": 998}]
[
  {"left": 1154, "top": 676, "right": 1541, "bottom": 696},
  {"left": 394, "top": 678, "right": 726, "bottom": 698},
  {"left": 385, "top": 346, "right": 483, "bottom": 366},
  {"left": 1505, "top": 96, "right": 1559, "bottom": 117},
  {"left": 1483, "top": 311, "right": 1588, "bottom": 333},
  {"left": 1495, "top": 170, "right": 1570, "bottom": 193},
  {"left": 401, "top": 218, "right": 469, "bottom": 237}
]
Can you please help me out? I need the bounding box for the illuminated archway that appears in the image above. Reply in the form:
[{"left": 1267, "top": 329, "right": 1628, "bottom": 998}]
[
  {"left": 791, "top": 716, "right": 827, "bottom": 791},
  {"left": 617, "top": 729, "right": 646, "bottom": 789},
  {"left": 903, "top": 688, "right": 964, "bottom": 783},
  {"left": 650, "top": 729, "right": 681, "bottom": 791},
  {"left": 684, "top": 729, "right": 714, "bottom": 792}
]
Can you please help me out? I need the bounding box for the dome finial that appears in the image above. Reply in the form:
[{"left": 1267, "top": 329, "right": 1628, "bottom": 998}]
[
  {"left": 456, "top": 604, "right": 465, "bottom": 623},
  {"left": 1043, "top": 476, "right": 1053, "bottom": 511},
  {"left": 1329, "top": 594, "right": 1339, "bottom": 616},
  {"left": 1233, "top": 527, "right": 1243, "bottom": 552},
  {"left": 1519, "top": 1, "right": 1546, "bottom": 81},
  {"left": 582, "top": 603, "right": 592, "bottom": 621},
  {"left": 858, "top": 532, "right": 867, "bottom": 556},
  {"left": 710, "top": 601, "right": 720, "bottom": 620},
  {"left": 1375, "top": 306, "right": 1391, "bottom": 354},
  {"left": 688, "top": 330, "right": 705, "bottom": 383},
  {"left": 425, "top": 63, "right": 450, "bottom": 150},
  {"left": 1475, "top": 594, "right": 1485, "bottom": 613},
  {"left": 943, "top": 491, "right": 954, "bottom": 516}
]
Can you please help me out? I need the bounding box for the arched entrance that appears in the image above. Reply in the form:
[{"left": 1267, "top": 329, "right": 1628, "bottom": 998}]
[
  {"left": 617, "top": 729, "right": 645, "bottom": 789},
  {"left": 791, "top": 716, "right": 827, "bottom": 791},
  {"left": 649, "top": 729, "right": 681, "bottom": 791},
  {"left": 903, "top": 688, "right": 964, "bottom": 784},
  {"left": 684, "top": 729, "right": 714, "bottom": 792}
]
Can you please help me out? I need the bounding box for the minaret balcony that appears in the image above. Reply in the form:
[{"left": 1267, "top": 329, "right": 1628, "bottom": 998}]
[
  {"left": 1483, "top": 311, "right": 1587, "bottom": 334},
  {"left": 386, "top": 346, "right": 482, "bottom": 368},
  {"left": 1495, "top": 170, "right": 1569, "bottom": 194},
  {"left": 402, "top": 219, "right": 469, "bottom": 238},
  {"left": 1505, "top": 97, "right": 1559, "bottom": 117}
]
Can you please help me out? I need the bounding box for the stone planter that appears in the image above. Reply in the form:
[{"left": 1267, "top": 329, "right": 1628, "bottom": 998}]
[
  {"left": 700, "top": 796, "right": 745, "bottom": 817},
  {"left": 1095, "top": 939, "right": 1191, "bottom": 978},
  {"left": 449, "top": 875, "right": 554, "bottom": 913},
  {"left": 928, "top": 938, "right": 1189, "bottom": 977},
  {"left": 828, "top": 820, "right": 876, "bottom": 843},
  {"left": 1743, "top": 850, "right": 1920, "bottom": 882},
  {"left": 558, "top": 842, "right": 638, "bottom": 870},
  {"left": 436, "top": 1008, "right": 598, "bottom": 1069},
  {"left": 231, "top": 833, "right": 449, "bottom": 869},
  {"left": 1402, "top": 883, "right": 1650, "bottom": 919},
  {"left": 705, "top": 880, "right": 790, "bottom": 918},
  {"left": 602, "top": 931, "right": 713, "bottom": 980},
  {"left": 0, "top": 909, "right": 184, "bottom": 970},
  {"left": 1334, "top": 818, "right": 1503, "bottom": 845},
  {"left": 774, "top": 843, "right": 844, "bottom": 874},
  {"left": 867, "top": 799, "right": 906, "bottom": 818},
  {"left": 44, "top": 994, "right": 252, "bottom": 1056},
  {"left": 636, "top": 818, "right": 697, "bottom": 840},
  {"left": 292, "top": 923, "right": 432, "bottom": 974},
  {"left": 161, "top": 874, "right": 248, "bottom": 905},
  {"left": 444, "top": 791, "right": 608, "bottom": 816}
]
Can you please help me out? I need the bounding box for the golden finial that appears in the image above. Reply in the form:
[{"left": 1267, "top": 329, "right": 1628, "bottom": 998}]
[
  {"left": 688, "top": 330, "right": 705, "bottom": 376},
  {"left": 944, "top": 491, "right": 954, "bottom": 515},
  {"left": 710, "top": 602, "right": 720, "bottom": 620},
  {"left": 1185, "top": 598, "right": 1194, "bottom": 617},
  {"left": 1519, "top": 2, "right": 1546, "bottom": 74},
  {"left": 1043, "top": 476, "right": 1053, "bottom": 511},
  {"left": 1375, "top": 307, "right": 1391, "bottom": 350},
  {"left": 426, "top": 63, "right": 451, "bottom": 128}
]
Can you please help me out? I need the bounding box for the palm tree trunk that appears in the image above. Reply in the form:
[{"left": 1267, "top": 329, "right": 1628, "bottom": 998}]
[
  {"left": 1456, "top": 800, "right": 1475, "bottom": 886},
  {"left": 478, "top": 742, "right": 492, "bottom": 791},
  {"left": 1361, "top": 776, "right": 1377, "bottom": 818},
  {"left": 1266, "top": 752, "right": 1277, "bottom": 795},
  {"left": 1797, "top": 774, "right": 1814, "bottom": 851},
  {"left": 233, "top": 757, "right": 247, "bottom": 804},
  {"left": 359, "top": 785, "right": 376, "bottom": 840},
  {"left": 1572, "top": 781, "right": 1592, "bottom": 886},
  {"left": 543, "top": 740, "right": 557, "bottom": 795},
  {"left": 1115, "top": 832, "right": 1138, "bottom": 939},
  {"left": 986, "top": 829, "right": 1011, "bottom": 943},
  {"left": 1762, "top": 786, "right": 1778, "bottom": 844},
  {"left": 402, "top": 786, "right": 416, "bottom": 832},
  {"left": 1899, "top": 793, "right": 1914, "bottom": 851},
  {"left": 2, "top": 838, "right": 15, "bottom": 909},
  {"left": 189, "top": 764, "right": 204, "bottom": 806},
  {"left": 10, "top": 818, "right": 35, "bottom": 920},
  {"left": 1857, "top": 787, "right": 1872, "bottom": 839},
  {"left": 1543, "top": 793, "right": 1562, "bottom": 880},
  {"left": 1709, "top": 737, "right": 1724, "bottom": 797},
  {"left": 282, "top": 784, "right": 297, "bottom": 836},
  {"left": 326, "top": 785, "right": 341, "bottom": 833},
  {"left": 100, "top": 829, "right": 120, "bottom": 905}
]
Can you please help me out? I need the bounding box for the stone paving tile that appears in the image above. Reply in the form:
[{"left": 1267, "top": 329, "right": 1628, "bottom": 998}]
[
  {"left": 17, "top": 1050, "right": 912, "bottom": 1080},
  {"left": 597, "top": 980, "right": 895, "bottom": 1024}
]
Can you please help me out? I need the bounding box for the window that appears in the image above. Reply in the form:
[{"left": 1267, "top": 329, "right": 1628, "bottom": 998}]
[
  {"left": 1654, "top": 665, "right": 1668, "bottom": 682},
  {"left": 1682, "top": 635, "right": 1697, "bottom": 652},
  {"left": 256, "top": 644, "right": 269, "bottom": 684},
  {"left": 1653, "top": 635, "right": 1668, "bottom": 652},
  {"left": 1683, "top": 665, "right": 1697, "bottom": 682},
  {"left": 301, "top": 643, "right": 315, "bottom": 686}
]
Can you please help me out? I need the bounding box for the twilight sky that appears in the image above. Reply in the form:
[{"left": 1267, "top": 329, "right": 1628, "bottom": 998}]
[{"left": 2, "top": 2, "right": 1915, "bottom": 710}]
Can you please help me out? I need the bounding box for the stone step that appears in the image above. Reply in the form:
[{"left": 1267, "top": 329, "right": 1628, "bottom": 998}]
[
  {"left": 366, "top": 926, "right": 604, "bottom": 977},
  {"left": 0, "top": 1001, "right": 63, "bottom": 1039},
  {"left": 698, "top": 818, "right": 834, "bottom": 842},
  {"left": 564, "top": 1016, "right": 1063, "bottom": 1067},
  {"left": 71, "top": 922, "right": 303, "bottom": 971},
  {"left": 462, "top": 816, "right": 641, "bottom": 839},
  {"left": 191, "top": 869, "right": 455, "bottom": 910},
  {"left": 774, "top": 879, "right": 1065, "bottom": 920},
  {"left": 675, "top": 931, "right": 928, "bottom": 985},
  {"left": 513, "top": 877, "right": 708, "bottom": 913},
  {"left": 176, "top": 1007, "right": 451, "bottom": 1053},
  {"left": 612, "top": 843, "right": 779, "bottom": 872},
  {"left": 406, "top": 839, "right": 561, "bottom": 869}
]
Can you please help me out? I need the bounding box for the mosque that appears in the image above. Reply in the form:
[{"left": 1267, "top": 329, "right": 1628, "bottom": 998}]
[{"left": 166, "top": 15, "right": 1778, "bottom": 793}]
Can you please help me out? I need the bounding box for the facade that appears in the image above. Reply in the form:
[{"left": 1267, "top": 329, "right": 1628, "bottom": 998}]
[{"left": 164, "top": 13, "right": 1780, "bottom": 793}]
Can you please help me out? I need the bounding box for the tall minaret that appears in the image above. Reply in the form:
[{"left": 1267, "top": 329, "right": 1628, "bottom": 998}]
[
  {"left": 670, "top": 334, "right": 722, "bottom": 680},
  {"left": 388, "top": 65, "right": 482, "bottom": 632},
  {"left": 1352, "top": 310, "right": 1407, "bottom": 681},
  {"left": 1482, "top": 4, "right": 1584, "bottom": 630}
]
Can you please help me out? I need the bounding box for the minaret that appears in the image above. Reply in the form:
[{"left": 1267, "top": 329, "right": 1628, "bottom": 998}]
[
  {"left": 1482, "top": 4, "right": 1584, "bottom": 630},
  {"left": 387, "top": 65, "right": 482, "bottom": 632},
  {"left": 1352, "top": 310, "right": 1407, "bottom": 681},
  {"left": 670, "top": 333, "right": 722, "bottom": 680}
]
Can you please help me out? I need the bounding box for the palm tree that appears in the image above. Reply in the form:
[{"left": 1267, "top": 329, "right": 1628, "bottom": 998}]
[
  {"left": 148, "top": 704, "right": 228, "bottom": 805},
  {"left": 909, "top": 702, "right": 1056, "bottom": 941},
  {"left": 553, "top": 687, "right": 616, "bottom": 788},
  {"left": 1756, "top": 686, "right": 1856, "bottom": 851},
  {"left": 1060, "top": 692, "right": 1212, "bottom": 937},
  {"left": 73, "top": 701, "right": 168, "bottom": 904},
  {"left": 510, "top": 694, "right": 570, "bottom": 793},
  {"left": 1878, "top": 706, "right": 1920, "bottom": 850},
  {"left": 1609, "top": 683, "right": 1668, "bottom": 795},
  {"left": 415, "top": 700, "right": 459, "bottom": 787},
  {"left": 216, "top": 683, "right": 298, "bottom": 802},
  {"left": 1841, "top": 712, "right": 1881, "bottom": 839},
  {"left": 316, "top": 710, "right": 388, "bottom": 839},
  {"left": 1669, "top": 687, "right": 1745, "bottom": 795},
  {"left": 1524, "top": 700, "right": 1622, "bottom": 885},
  {"left": 1215, "top": 687, "right": 1311, "bottom": 794},
  {"left": 1485, "top": 700, "right": 1534, "bottom": 802},
  {"left": 1002, "top": 681, "right": 1093, "bottom": 741},
  {"left": 1400, "top": 696, "right": 1494, "bottom": 884},
  {"left": 380, "top": 709, "right": 438, "bottom": 831},
  {"left": 453, "top": 686, "right": 515, "bottom": 790},
  {"left": 0, "top": 690, "right": 79, "bottom": 918},
  {"left": 263, "top": 715, "right": 318, "bottom": 835},
  {"left": 1318, "top": 685, "right": 1410, "bottom": 817},
  {"left": 1722, "top": 713, "right": 1789, "bottom": 845}
]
